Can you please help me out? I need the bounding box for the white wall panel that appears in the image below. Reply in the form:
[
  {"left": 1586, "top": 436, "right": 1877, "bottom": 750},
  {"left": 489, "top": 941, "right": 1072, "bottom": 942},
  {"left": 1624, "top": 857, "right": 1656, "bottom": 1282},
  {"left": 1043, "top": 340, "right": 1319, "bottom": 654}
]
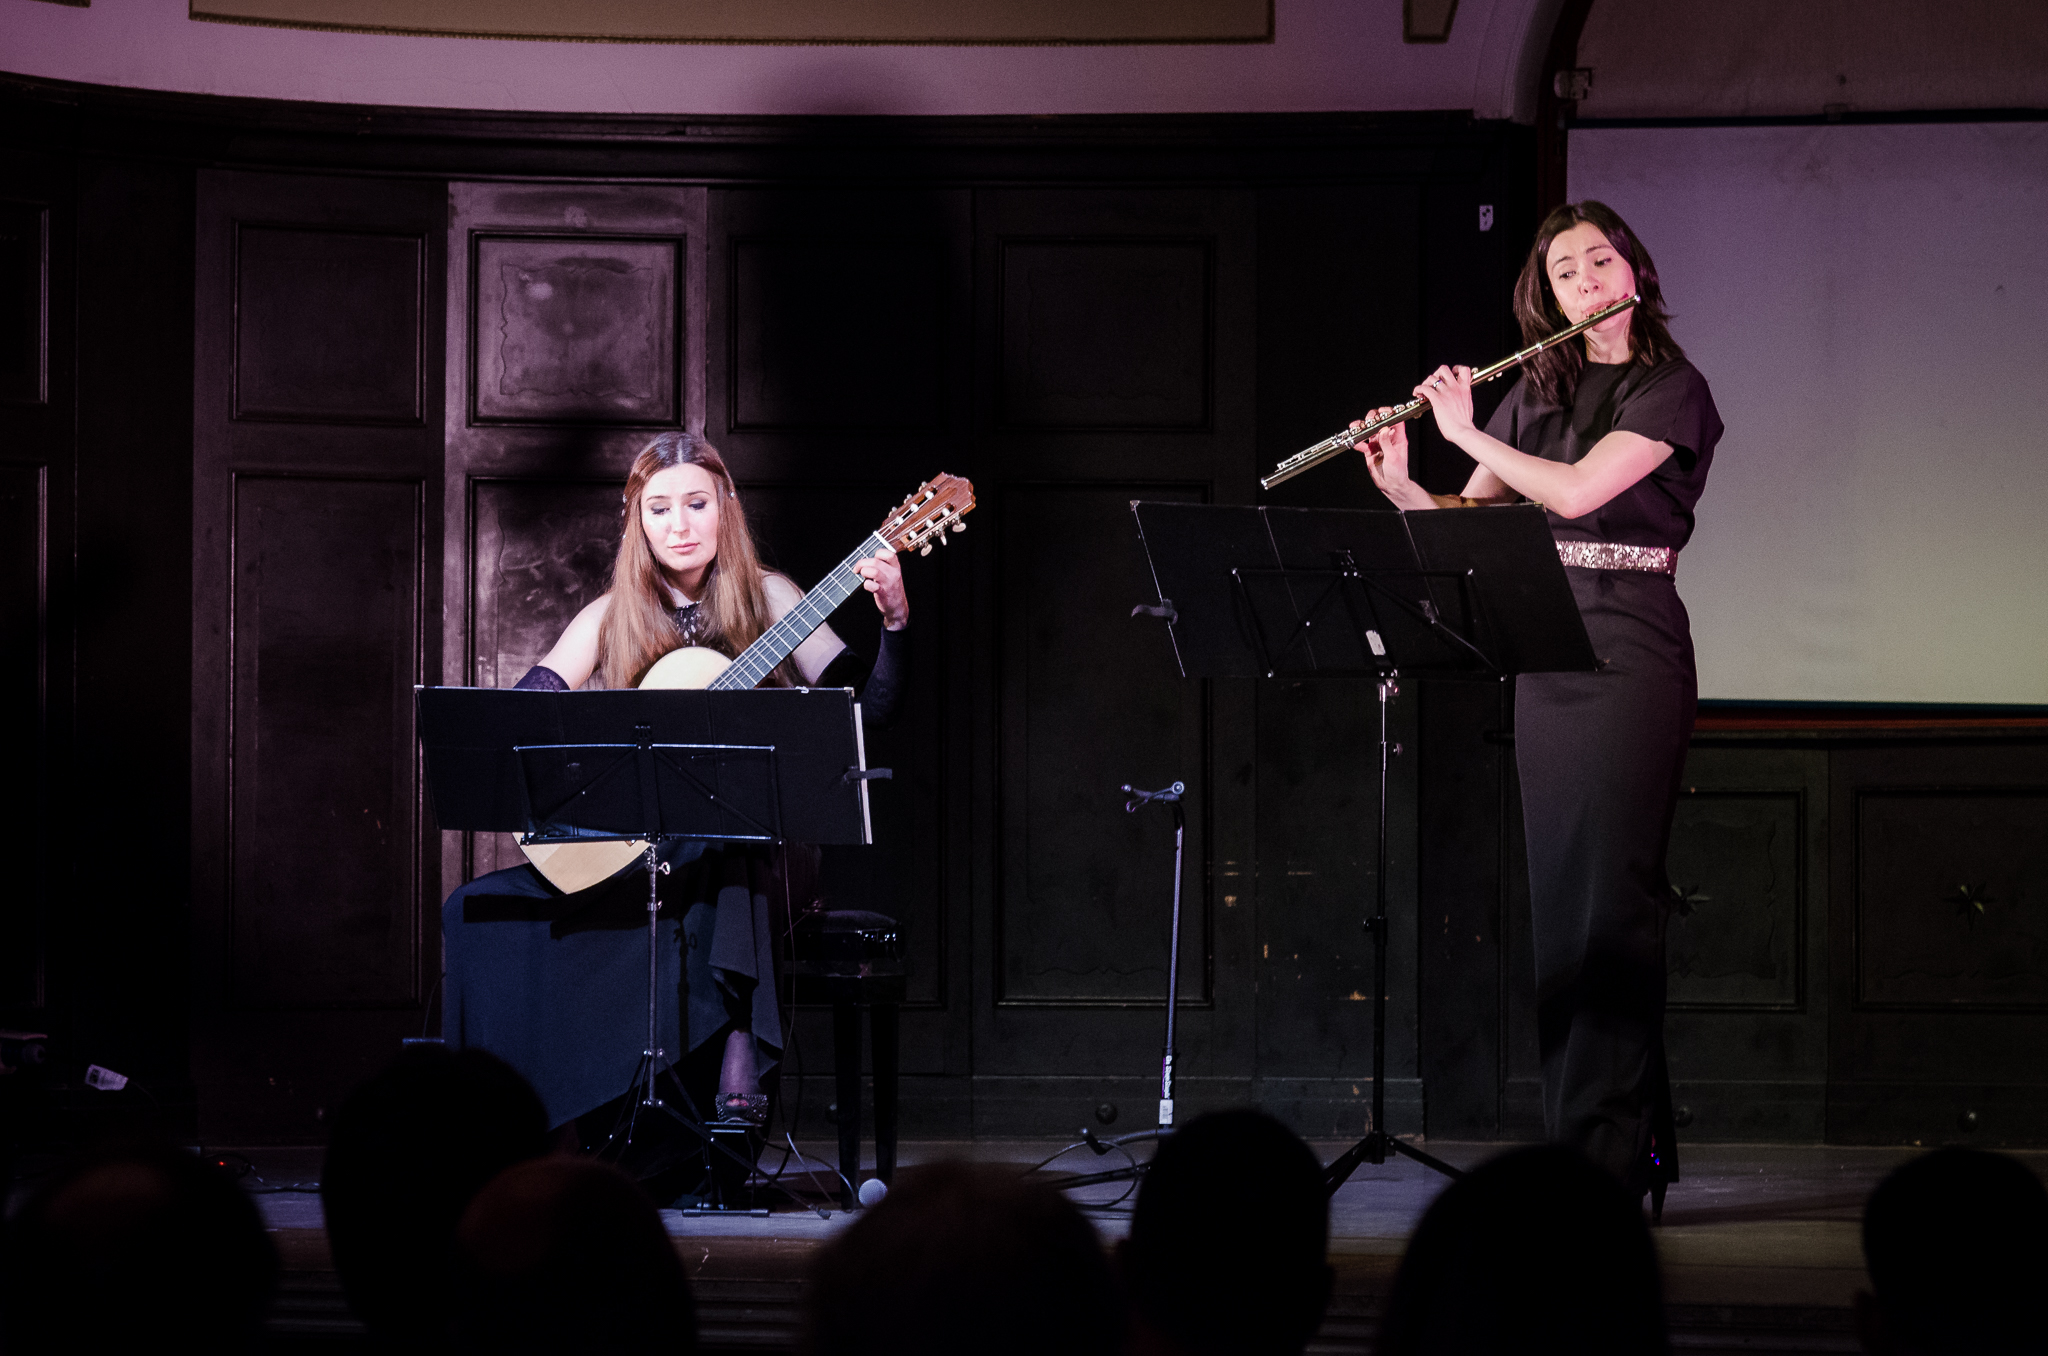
[{"left": 1573, "top": 122, "right": 2048, "bottom": 705}]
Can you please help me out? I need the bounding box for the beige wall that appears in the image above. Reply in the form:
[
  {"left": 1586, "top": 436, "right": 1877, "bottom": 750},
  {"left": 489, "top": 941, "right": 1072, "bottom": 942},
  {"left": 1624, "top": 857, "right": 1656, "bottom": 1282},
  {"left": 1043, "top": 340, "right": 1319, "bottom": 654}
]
[
  {"left": 1578, "top": 0, "right": 2048, "bottom": 119},
  {"left": 0, "top": 0, "right": 1563, "bottom": 119}
]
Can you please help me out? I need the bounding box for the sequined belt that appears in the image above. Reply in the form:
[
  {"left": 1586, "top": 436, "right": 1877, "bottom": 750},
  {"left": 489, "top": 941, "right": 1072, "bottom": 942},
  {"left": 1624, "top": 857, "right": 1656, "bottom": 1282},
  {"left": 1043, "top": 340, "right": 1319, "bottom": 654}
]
[{"left": 1555, "top": 540, "right": 1678, "bottom": 577}]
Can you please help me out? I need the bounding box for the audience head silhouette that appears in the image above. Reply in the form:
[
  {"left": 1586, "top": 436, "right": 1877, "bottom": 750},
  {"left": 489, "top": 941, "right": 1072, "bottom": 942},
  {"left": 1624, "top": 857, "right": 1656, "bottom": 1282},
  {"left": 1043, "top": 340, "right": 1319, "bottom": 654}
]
[
  {"left": 1377, "top": 1143, "right": 1666, "bottom": 1356},
  {"left": 2, "top": 1139, "right": 280, "bottom": 1354},
  {"left": 801, "top": 1160, "right": 1122, "bottom": 1356},
  {"left": 321, "top": 1044, "right": 550, "bottom": 1349},
  {"left": 1859, "top": 1146, "right": 2048, "bottom": 1356},
  {"left": 1122, "top": 1108, "right": 1333, "bottom": 1356},
  {"left": 451, "top": 1155, "right": 697, "bottom": 1354}
]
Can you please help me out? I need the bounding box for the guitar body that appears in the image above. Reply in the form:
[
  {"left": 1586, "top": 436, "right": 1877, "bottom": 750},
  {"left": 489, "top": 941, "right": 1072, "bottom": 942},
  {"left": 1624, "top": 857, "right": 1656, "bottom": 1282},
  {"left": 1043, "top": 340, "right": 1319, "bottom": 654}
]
[
  {"left": 510, "top": 471, "right": 975, "bottom": 896},
  {"left": 640, "top": 645, "right": 733, "bottom": 690},
  {"left": 517, "top": 646, "right": 735, "bottom": 891},
  {"left": 517, "top": 837, "right": 651, "bottom": 896}
]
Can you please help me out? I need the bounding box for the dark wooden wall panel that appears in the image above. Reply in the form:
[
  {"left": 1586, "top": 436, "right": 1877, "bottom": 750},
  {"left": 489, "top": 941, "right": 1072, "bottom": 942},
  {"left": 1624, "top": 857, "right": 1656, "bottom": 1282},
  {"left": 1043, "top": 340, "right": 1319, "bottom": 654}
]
[
  {"left": 1667, "top": 791, "right": 1804, "bottom": 1011},
  {"left": 730, "top": 238, "right": 946, "bottom": 430},
  {"left": 994, "top": 482, "right": 1207, "bottom": 1008},
  {"left": 195, "top": 169, "right": 444, "bottom": 1139},
  {"left": 998, "top": 240, "right": 1211, "bottom": 430},
  {"left": 65, "top": 154, "right": 186, "bottom": 1113},
  {"left": 0, "top": 199, "right": 47, "bottom": 404},
  {"left": 1854, "top": 790, "right": 2048, "bottom": 1010},
  {"left": 230, "top": 475, "right": 422, "bottom": 1007},
  {"left": 0, "top": 197, "right": 51, "bottom": 1008},
  {"left": 469, "top": 479, "right": 620, "bottom": 690},
  {"left": 0, "top": 462, "right": 44, "bottom": 1010},
  {"left": 234, "top": 226, "right": 421, "bottom": 423},
  {"left": 1830, "top": 743, "right": 2048, "bottom": 1145},
  {"left": 708, "top": 187, "right": 969, "bottom": 483},
  {"left": 1660, "top": 747, "right": 1830, "bottom": 1142}
]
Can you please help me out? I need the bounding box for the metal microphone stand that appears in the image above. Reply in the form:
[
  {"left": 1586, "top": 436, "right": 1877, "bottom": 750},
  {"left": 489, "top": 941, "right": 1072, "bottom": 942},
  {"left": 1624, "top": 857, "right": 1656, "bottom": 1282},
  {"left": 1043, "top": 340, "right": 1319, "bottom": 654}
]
[
  {"left": 1025, "top": 780, "right": 1187, "bottom": 1199},
  {"left": 1123, "top": 781, "right": 1188, "bottom": 1130}
]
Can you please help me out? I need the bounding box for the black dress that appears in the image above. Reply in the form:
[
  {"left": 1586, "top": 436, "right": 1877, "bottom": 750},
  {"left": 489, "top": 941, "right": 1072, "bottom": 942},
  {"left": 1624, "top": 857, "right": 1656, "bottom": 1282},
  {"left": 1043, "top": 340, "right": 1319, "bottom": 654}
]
[
  {"left": 1482, "top": 357, "right": 1723, "bottom": 1191},
  {"left": 439, "top": 622, "right": 908, "bottom": 1130}
]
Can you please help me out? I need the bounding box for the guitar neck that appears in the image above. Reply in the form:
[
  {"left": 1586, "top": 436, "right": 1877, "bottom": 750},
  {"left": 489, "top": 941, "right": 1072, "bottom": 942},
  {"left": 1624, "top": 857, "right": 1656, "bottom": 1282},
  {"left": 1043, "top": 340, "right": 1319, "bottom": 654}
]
[{"left": 708, "top": 533, "right": 893, "bottom": 691}]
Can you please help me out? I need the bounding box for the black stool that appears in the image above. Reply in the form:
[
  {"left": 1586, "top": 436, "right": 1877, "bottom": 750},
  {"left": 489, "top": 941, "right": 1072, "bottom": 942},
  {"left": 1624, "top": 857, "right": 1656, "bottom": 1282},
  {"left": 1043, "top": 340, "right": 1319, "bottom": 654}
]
[{"left": 789, "top": 910, "right": 904, "bottom": 1207}]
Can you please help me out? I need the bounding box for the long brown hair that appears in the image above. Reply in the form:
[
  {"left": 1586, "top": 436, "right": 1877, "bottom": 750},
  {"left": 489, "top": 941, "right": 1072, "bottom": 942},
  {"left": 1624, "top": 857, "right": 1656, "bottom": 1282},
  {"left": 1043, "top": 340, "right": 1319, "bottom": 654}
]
[
  {"left": 596, "top": 432, "right": 792, "bottom": 689},
  {"left": 1512, "top": 200, "right": 1685, "bottom": 408}
]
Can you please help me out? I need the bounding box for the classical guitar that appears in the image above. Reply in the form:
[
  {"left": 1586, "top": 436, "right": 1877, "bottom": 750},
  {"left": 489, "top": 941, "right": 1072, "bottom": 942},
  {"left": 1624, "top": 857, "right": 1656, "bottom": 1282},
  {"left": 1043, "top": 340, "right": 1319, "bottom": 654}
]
[{"left": 519, "top": 473, "right": 975, "bottom": 893}]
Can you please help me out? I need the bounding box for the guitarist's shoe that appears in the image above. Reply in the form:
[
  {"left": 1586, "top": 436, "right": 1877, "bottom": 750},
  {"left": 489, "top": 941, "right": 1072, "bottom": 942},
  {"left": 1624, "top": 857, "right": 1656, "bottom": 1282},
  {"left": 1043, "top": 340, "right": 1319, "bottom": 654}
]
[{"left": 714, "top": 1092, "right": 770, "bottom": 1129}]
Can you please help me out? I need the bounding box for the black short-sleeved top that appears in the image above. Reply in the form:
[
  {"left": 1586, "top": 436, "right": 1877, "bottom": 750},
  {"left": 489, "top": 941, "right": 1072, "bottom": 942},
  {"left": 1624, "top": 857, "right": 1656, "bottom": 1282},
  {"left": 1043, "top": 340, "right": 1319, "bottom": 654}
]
[{"left": 1482, "top": 357, "right": 1723, "bottom": 551}]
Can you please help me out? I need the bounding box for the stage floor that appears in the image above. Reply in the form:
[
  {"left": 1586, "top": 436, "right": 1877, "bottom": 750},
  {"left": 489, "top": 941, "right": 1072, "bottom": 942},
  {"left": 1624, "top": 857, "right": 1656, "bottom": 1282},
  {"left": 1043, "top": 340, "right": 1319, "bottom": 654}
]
[{"left": 245, "top": 1138, "right": 2043, "bottom": 1354}]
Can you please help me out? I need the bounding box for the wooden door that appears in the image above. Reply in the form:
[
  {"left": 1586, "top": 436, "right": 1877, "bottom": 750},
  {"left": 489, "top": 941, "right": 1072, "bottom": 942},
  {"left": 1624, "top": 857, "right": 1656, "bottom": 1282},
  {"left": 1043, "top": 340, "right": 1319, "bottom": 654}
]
[
  {"left": 442, "top": 182, "right": 708, "bottom": 885},
  {"left": 192, "top": 171, "right": 446, "bottom": 1139},
  {"left": 966, "top": 187, "right": 1260, "bottom": 1132},
  {"left": 703, "top": 186, "right": 975, "bottom": 1127}
]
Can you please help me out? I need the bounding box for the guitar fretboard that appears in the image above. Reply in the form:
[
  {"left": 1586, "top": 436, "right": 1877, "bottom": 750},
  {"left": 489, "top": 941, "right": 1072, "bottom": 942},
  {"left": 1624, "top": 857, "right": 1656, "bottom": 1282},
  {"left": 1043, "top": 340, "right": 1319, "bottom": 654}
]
[{"left": 708, "top": 533, "right": 893, "bottom": 691}]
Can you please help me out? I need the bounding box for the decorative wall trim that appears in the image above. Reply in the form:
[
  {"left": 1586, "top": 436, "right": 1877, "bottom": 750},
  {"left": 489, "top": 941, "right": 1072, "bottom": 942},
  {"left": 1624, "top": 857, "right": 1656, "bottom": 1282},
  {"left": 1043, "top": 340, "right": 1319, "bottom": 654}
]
[{"left": 192, "top": 0, "right": 1274, "bottom": 45}]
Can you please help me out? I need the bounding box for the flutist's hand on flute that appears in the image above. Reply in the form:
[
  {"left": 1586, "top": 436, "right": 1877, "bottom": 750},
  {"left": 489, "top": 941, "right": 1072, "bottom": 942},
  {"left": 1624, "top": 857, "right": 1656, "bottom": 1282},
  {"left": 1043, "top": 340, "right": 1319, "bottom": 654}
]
[
  {"left": 1412, "top": 364, "right": 1477, "bottom": 440},
  {"left": 1350, "top": 409, "right": 1435, "bottom": 512}
]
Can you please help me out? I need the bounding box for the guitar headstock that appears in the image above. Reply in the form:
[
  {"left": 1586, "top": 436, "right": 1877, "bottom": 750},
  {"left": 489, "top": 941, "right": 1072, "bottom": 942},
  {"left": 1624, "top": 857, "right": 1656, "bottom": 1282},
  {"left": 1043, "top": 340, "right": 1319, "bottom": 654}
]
[{"left": 878, "top": 473, "right": 976, "bottom": 557}]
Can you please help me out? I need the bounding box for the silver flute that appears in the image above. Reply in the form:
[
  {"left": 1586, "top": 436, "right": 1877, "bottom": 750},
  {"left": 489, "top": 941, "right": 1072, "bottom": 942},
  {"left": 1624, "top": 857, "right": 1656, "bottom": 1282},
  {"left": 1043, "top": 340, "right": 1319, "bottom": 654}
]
[{"left": 1259, "top": 293, "right": 1642, "bottom": 490}]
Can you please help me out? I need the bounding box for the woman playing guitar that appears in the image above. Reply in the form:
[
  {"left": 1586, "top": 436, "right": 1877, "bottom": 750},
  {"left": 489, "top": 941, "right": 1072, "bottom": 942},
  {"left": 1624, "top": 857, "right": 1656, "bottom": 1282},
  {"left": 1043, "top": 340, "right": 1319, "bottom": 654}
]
[{"left": 445, "top": 431, "right": 911, "bottom": 1136}]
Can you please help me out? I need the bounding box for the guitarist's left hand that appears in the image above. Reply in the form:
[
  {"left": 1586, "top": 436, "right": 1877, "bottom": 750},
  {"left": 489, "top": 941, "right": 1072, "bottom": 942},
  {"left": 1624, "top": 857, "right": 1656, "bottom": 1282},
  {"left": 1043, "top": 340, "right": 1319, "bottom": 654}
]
[{"left": 855, "top": 548, "right": 909, "bottom": 631}]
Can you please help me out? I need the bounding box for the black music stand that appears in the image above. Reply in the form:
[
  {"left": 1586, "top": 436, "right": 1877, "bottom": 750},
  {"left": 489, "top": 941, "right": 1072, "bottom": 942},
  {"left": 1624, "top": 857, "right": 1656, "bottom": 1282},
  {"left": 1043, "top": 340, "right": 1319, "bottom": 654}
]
[
  {"left": 418, "top": 685, "right": 876, "bottom": 1210},
  {"left": 1129, "top": 502, "right": 1593, "bottom": 1195}
]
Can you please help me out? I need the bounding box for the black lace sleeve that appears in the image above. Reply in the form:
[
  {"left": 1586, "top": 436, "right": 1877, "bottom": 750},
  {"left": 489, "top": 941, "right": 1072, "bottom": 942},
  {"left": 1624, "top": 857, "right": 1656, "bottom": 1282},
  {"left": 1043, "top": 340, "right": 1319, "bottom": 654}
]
[
  {"left": 861, "top": 626, "right": 908, "bottom": 728},
  {"left": 815, "top": 627, "right": 909, "bottom": 728},
  {"left": 512, "top": 665, "right": 570, "bottom": 692}
]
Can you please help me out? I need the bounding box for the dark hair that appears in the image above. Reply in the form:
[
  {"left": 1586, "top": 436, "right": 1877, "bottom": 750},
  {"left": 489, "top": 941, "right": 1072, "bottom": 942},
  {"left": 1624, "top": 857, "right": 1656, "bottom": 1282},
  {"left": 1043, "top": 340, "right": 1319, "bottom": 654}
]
[
  {"left": 1512, "top": 200, "right": 1685, "bottom": 407},
  {"left": 322, "top": 1045, "right": 551, "bottom": 1347},
  {"left": 452, "top": 1156, "right": 697, "bottom": 1355},
  {"left": 2, "top": 1139, "right": 281, "bottom": 1354},
  {"left": 801, "top": 1161, "right": 1122, "bottom": 1356},
  {"left": 1377, "top": 1144, "right": 1667, "bottom": 1356},
  {"left": 1863, "top": 1147, "right": 2048, "bottom": 1356},
  {"left": 1123, "top": 1109, "right": 1331, "bottom": 1356}
]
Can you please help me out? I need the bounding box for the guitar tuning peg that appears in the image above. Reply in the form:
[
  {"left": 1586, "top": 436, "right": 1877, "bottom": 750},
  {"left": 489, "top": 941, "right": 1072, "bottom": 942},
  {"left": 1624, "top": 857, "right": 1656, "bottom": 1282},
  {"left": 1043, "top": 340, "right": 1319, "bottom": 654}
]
[
  {"left": 920, "top": 543, "right": 933, "bottom": 556},
  {"left": 952, "top": 522, "right": 967, "bottom": 533}
]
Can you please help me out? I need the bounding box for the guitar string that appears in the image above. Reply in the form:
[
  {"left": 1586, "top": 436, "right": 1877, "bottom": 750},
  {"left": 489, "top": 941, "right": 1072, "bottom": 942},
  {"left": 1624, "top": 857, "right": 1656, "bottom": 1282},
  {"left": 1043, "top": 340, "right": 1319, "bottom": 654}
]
[{"left": 710, "top": 532, "right": 894, "bottom": 691}]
